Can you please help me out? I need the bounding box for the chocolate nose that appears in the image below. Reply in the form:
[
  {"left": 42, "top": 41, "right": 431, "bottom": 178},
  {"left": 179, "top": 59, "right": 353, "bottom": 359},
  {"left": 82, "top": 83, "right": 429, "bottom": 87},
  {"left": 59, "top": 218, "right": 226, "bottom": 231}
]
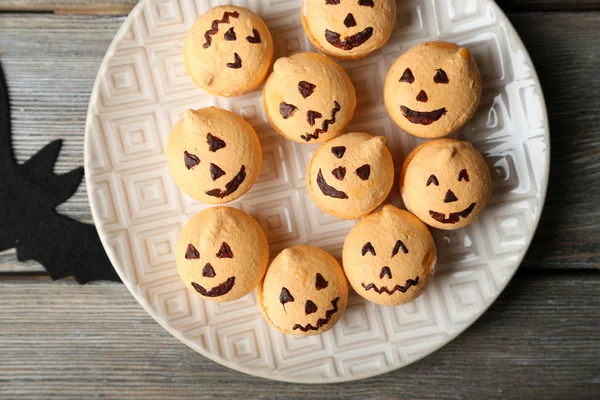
[
  {"left": 380, "top": 266, "right": 392, "bottom": 279},
  {"left": 416, "top": 90, "right": 428, "bottom": 103},
  {"left": 444, "top": 189, "right": 458, "bottom": 203},
  {"left": 305, "top": 300, "right": 318, "bottom": 315}
]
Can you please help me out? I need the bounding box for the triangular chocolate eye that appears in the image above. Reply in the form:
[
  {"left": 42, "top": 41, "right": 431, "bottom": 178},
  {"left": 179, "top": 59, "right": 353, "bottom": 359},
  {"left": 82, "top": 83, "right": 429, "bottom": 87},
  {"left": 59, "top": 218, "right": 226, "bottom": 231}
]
[
  {"left": 206, "top": 133, "right": 226, "bottom": 152},
  {"left": 434, "top": 69, "right": 449, "bottom": 84},
  {"left": 331, "top": 146, "right": 346, "bottom": 159},
  {"left": 279, "top": 102, "right": 297, "bottom": 119},
  {"left": 358, "top": 0, "right": 374, "bottom": 6},
  {"left": 185, "top": 244, "right": 200, "bottom": 259},
  {"left": 298, "top": 81, "right": 316, "bottom": 98},
  {"left": 400, "top": 68, "right": 414, "bottom": 83},
  {"left": 427, "top": 174, "right": 439, "bottom": 186},
  {"left": 184, "top": 151, "right": 200, "bottom": 170},
  {"left": 280, "top": 287, "right": 294, "bottom": 305},
  {"left": 356, "top": 164, "right": 371, "bottom": 180},
  {"left": 392, "top": 240, "right": 409, "bottom": 257},
  {"left": 216, "top": 242, "right": 233, "bottom": 258},
  {"left": 362, "top": 242, "right": 376, "bottom": 256},
  {"left": 458, "top": 169, "right": 470, "bottom": 182},
  {"left": 315, "top": 273, "right": 329, "bottom": 290}
]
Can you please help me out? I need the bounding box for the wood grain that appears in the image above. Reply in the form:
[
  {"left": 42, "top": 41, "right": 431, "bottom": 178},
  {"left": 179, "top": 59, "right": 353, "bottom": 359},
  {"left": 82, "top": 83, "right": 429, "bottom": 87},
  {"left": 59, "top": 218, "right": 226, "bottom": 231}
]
[
  {"left": 1, "top": 12, "right": 600, "bottom": 273},
  {"left": 0, "top": 273, "right": 598, "bottom": 399}
]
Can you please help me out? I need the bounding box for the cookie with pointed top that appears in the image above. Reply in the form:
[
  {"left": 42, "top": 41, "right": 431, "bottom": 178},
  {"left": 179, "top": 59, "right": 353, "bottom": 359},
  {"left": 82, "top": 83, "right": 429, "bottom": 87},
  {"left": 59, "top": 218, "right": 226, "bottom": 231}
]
[
  {"left": 167, "top": 107, "right": 262, "bottom": 204},
  {"left": 400, "top": 138, "right": 492, "bottom": 230},
  {"left": 343, "top": 205, "right": 436, "bottom": 305},
  {"left": 384, "top": 41, "right": 482, "bottom": 138},
  {"left": 185, "top": 6, "right": 274, "bottom": 96},
  {"left": 262, "top": 52, "right": 356, "bottom": 144},
  {"left": 176, "top": 206, "right": 269, "bottom": 302},
  {"left": 307, "top": 132, "right": 394, "bottom": 219},
  {"left": 259, "top": 245, "right": 348, "bottom": 335}
]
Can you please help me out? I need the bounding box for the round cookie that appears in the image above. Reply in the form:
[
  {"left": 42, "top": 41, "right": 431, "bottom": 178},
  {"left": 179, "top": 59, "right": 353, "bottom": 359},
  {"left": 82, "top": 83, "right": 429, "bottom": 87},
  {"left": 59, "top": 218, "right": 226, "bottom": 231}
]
[
  {"left": 259, "top": 245, "right": 348, "bottom": 336},
  {"left": 185, "top": 6, "right": 274, "bottom": 97},
  {"left": 307, "top": 132, "right": 394, "bottom": 219},
  {"left": 384, "top": 41, "right": 482, "bottom": 138},
  {"left": 301, "top": 0, "right": 396, "bottom": 60},
  {"left": 176, "top": 206, "right": 269, "bottom": 302},
  {"left": 400, "top": 138, "right": 492, "bottom": 230},
  {"left": 343, "top": 205, "right": 437, "bottom": 306},
  {"left": 167, "top": 107, "right": 262, "bottom": 204},
  {"left": 262, "top": 52, "right": 356, "bottom": 144}
]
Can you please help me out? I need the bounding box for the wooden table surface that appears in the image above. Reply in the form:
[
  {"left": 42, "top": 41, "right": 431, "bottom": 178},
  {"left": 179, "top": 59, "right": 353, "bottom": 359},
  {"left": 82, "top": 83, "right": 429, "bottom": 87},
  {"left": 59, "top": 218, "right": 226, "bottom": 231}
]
[{"left": 0, "top": 0, "right": 599, "bottom": 398}]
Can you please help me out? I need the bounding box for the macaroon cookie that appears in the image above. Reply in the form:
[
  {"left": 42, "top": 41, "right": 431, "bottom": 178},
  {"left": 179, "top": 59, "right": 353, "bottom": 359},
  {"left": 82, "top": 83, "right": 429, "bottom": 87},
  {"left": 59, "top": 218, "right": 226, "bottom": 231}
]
[
  {"left": 167, "top": 107, "right": 262, "bottom": 204},
  {"left": 307, "top": 132, "right": 394, "bottom": 219},
  {"left": 301, "top": 0, "right": 396, "bottom": 60},
  {"left": 176, "top": 206, "right": 269, "bottom": 303},
  {"left": 343, "top": 205, "right": 437, "bottom": 306},
  {"left": 262, "top": 52, "right": 356, "bottom": 144},
  {"left": 384, "top": 41, "right": 482, "bottom": 138},
  {"left": 185, "top": 6, "right": 274, "bottom": 97},
  {"left": 400, "top": 138, "right": 492, "bottom": 230},
  {"left": 259, "top": 245, "right": 348, "bottom": 336}
]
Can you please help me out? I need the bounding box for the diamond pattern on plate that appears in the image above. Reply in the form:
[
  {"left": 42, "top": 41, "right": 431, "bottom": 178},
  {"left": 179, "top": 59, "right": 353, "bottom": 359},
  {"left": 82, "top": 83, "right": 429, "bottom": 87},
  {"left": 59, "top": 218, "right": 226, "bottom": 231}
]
[{"left": 85, "top": 0, "right": 549, "bottom": 383}]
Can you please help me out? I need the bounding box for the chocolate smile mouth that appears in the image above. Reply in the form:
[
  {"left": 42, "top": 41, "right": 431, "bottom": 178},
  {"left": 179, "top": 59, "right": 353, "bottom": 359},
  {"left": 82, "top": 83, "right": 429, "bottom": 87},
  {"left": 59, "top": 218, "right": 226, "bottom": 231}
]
[
  {"left": 293, "top": 297, "right": 340, "bottom": 332},
  {"left": 362, "top": 277, "right": 419, "bottom": 295},
  {"left": 191, "top": 276, "right": 235, "bottom": 297},
  {"left": 205, "top": 165, "right": 246, "bottom": 198},
  {"left": 301, "top": 102, "right": 341, "bottom": 142},
  {"left": 400, "top": 106, "right": 447, "bottom": 125},
  {"left": 316, "top": 169, "right": 348, "bottom": 199},
  {"left": 429, "top": 202, "right": 476, "bottom": 224},
  {"left": 325, "top": 27, "right": 374, "bottom": 50}
]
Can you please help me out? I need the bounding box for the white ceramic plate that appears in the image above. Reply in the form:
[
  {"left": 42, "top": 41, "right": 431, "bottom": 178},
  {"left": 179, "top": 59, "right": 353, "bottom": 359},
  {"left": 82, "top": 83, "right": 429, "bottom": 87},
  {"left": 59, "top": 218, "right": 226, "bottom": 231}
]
[{"left": 84, "top": 0, "right": 549, "bottom": 383}]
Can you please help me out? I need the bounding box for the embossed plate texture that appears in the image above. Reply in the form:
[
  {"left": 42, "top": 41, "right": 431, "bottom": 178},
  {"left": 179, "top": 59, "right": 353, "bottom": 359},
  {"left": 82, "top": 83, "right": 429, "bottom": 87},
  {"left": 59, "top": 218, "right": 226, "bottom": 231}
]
[{"left": 84, "top": 0, "right": 549, "bottom": 383}]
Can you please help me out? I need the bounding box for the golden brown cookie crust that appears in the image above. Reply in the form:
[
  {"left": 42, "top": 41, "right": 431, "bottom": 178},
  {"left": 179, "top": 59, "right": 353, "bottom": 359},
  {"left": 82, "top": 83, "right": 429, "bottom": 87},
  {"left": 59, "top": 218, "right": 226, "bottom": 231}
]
[
  {"left": 343, "top": 205, "right": 436, "bottom": 306},
  {"left": 185, "top": 6, "right": 274, "bottom": 97},
  {"left": 384, "top": 41, "right": 482, "bottom": 138},
  {"left": 301, "top": 0, "right": 396, "bottom": 60},
  {"left": 400, "top": 138, "right": 492, "bottom": 230},
  {"left": 262, "top": 52, "right": 356, "bottom": 144},
  {"left": 167, "top": 107, "right": 262, "bottom": 204},
  {"left": 176, "top": 206, "right": 269, "bottom": 302},
  {"left": 259, "top": 245, "right": 348, "bottom": 336},
  {"left": 307, "top": 132, "right": 394, "bottom": 219}
]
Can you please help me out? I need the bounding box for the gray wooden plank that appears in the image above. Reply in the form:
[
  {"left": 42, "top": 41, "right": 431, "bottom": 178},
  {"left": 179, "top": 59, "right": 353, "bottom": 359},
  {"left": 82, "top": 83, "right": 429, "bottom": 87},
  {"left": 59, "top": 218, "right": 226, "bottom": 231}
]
[
  {"left": 0, "top": 273, "right": 598, "bottom": 399},
  {"left": 2, "top": 0, "right": 600, "bottom": 14},
  {"left": 1, "top": 12, "right": 600, "bottom": 273}
]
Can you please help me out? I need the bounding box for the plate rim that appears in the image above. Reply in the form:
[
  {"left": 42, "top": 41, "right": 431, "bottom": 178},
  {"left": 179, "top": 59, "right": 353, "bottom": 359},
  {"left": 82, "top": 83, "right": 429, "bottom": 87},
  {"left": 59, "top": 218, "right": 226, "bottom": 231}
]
[{"left": 84, "top": 0, "right": 551, "bottom": 384}]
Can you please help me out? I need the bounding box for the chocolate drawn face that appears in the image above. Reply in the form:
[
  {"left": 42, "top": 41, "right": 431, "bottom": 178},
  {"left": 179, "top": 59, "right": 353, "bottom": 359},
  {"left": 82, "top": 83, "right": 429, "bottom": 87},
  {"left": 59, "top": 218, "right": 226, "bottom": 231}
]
[
  {"left": 260, "top": 246, "right": 348, "bottom": 335},
  {"left": 278, "top": 79, "right": 342, "bottom": 142},
  {"left": 176, "top": 207, "right": 269, "bottom": 303},
  {"left": 201, "top": 11, "right": 264, "bottom": 70},
  {"left": 308, "top": 132, "right": 394, "bottom": 219},
  {"left": 401, "top": 139, "right": 492, "bottom": 230},
  {"left": 167, "top": 108, "right": 262, "bottom": 204},
  {"left": 277, "top": 273, "right": 341, "bottom": 333},
  {"left": 384, "top": 42, "right": 482, "bottom": 138},
  {"left": 185, "top": 6, "right": 273, "bottom": 96},
  {"left": 302, "top": 0, "right": 396, "bottom": 59},
  {"left": 342, "top": 205, "right": 437, "bottom": 306},
  {"left": 263, "top": 52, "right": 356, "bottom": 144}
]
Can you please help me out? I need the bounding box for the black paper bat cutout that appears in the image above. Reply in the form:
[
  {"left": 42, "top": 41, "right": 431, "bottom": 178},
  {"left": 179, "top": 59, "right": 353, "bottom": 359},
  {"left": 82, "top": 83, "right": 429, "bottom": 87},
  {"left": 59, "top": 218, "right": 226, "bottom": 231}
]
[{"left": 0, "top": 64, "right": 119, "bottom": 283}]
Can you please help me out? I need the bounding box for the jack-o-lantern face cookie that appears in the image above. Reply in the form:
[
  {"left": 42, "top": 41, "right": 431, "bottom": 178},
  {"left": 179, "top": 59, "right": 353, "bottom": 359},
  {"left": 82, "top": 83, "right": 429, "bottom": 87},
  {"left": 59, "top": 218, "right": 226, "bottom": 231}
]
[
  {"left": 259, "top": 245, "right": 348, "bottom": 335},
  {"left": 167, "top": 107, "right": 262, "bottom": 204},
  {"left": 307, "top": 132, "right": 394, "bottom": 219},
  {"left": 343, "top": 205, "right": 436, "bottom": 306},
  {"left": 384, "top": 41, "right": 482, "bottom": 138},
  {"left": 400, "top": 138, "right": 492, "bottom": 230},
  {"left": 185, "top": 6, "right": 274, "bottom": 97},
  {"left": 301, "top": 0, "right": 396, "bottom": 60},
  {"left": 176, "top": 207, "right": 269, "bottom": 302},
  {"left": 262, "top": 52, "right": 356, "bottom": 144}
]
